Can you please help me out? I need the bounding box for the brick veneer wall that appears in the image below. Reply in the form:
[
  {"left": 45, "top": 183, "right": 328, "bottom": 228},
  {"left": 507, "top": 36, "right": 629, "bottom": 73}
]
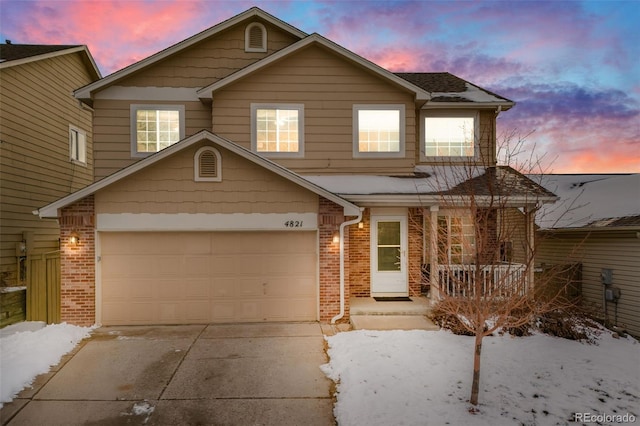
[
  {"left": 59, "top": 195, "right": 96, "bottom": 326},
  {"left": 349, "top": 208, "right": 370, "bottom": 296},
  {"left": 408, "top": 207, "right": 424, "bottom": 296},
  {"left": 318, "top": 197, "right": 350, "bottom": 322}
]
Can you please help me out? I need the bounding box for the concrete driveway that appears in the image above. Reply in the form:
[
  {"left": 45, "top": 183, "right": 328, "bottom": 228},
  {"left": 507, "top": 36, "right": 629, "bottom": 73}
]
[{"left": 1, "top": 323, "right": 335, "bottom": 425}]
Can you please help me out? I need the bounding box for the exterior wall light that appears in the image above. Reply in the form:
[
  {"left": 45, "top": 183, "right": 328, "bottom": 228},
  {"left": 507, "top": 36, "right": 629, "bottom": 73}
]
[
  {"left": 332, "top": 231, "right": 340, "bottom": 244},
  {"left": 358, "top": 222, "right": 364, "bottom": 229},
  {"left": 69, "top": 231, "right": 80, "bottom": 245}
]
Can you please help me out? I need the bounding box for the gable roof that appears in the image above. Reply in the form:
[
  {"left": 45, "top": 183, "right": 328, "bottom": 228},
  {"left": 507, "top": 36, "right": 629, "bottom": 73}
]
[
  {"left": 397, "top": 72, "right": 514, "bottom": 109},
  {"left": 74, "top": 7, "right": 307, "bottom": 103},
  {"left": 196, "top": 33, "right": 431, "bottom": 102},
  {"left": 0, "top": 43, "right": 101, "bottom": 79},
  {"left": 35, "top": 130, "right": 361, "bottom": 218},
  {"left": 535, "top": 173, "right": 640, "bottom": 230}
]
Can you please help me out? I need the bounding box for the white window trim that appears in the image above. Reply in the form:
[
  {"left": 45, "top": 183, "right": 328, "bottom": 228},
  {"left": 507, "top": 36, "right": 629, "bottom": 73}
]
[
  {"left": 69, "top": 124, "right": 87, "bottom": 166},
  {"left": 420, "top": 110, "right": 479, "bottom": 162},
  {"left": 194, "top": 146, "right": 222, "bottom": 182},
  {"left": 130, "top": 104, "right": 185, "bottom": 158},
  {"left": 353, "top": 104, "right": 405, "bottom": 158},
  {"left": 245, "top": 22, "right": 267, "bottom": 52},
  {"left": 250, "top": 103, "right": 304, "bottom": 158}
]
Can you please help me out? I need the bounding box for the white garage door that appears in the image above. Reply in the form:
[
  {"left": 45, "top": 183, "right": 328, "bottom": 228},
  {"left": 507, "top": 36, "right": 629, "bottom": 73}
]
[{"left": 100, "top": 231, "right": 317, "bottom": 325}]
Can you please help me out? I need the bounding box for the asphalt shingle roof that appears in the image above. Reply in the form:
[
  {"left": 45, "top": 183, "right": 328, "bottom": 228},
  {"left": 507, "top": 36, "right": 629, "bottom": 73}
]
[{"left": 0, "top": 43, "right": 81, "bottom": 62}]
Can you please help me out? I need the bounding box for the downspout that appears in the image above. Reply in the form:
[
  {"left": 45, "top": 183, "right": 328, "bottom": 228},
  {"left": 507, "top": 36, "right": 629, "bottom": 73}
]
[{"left": 331, "top": 207, "right": 364, "bottom": 324}]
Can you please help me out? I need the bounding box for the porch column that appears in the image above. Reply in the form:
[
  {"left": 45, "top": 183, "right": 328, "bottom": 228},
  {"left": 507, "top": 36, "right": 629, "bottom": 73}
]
[
  {"left": 429, "top": 205, "right": 439, "bottom": 299},
  {"left": 524, "top": 204, "right": 536, "bottom": 295}
]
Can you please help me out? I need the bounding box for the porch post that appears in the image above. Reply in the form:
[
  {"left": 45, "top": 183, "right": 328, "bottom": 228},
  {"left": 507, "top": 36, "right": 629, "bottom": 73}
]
[
  {"left": 429, "top": 205, "right": 439, "bottom": 299},
  {"left": 524, "top": 204, "right": 536, "bottom": 295}
]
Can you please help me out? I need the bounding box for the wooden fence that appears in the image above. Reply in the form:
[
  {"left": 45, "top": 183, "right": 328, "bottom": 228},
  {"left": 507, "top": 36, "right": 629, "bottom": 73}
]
[{"left": 26, "top": 251, "right": 61, "bottom": 323}]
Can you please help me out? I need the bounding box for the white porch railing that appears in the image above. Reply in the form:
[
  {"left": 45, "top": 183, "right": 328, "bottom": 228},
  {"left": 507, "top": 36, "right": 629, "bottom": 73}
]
[{"left": 437, "top": 263, "right": 528, "bottom": 298}]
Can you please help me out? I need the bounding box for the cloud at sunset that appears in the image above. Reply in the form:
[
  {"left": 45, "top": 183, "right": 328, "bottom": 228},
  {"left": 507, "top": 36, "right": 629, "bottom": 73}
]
[{"left": 1, "top": 0, "right": 637, "bottom": 173}]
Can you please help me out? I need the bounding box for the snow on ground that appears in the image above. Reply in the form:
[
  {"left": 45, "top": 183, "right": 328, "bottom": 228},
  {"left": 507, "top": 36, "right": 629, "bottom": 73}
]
[
  {"left": 322, "top": 329, "right": 639, "bottom": 426},
  {"left": 0, "top": 321, "right": 93, "bottom": 407}
]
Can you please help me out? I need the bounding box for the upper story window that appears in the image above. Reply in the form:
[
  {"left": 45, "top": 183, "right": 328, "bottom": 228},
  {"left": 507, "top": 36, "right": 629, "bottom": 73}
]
[
  {"left": 251, "top": 103, "right": 304, "bottom": 157},
  {"left": 245, "top": 22, "right": 267, "bottom": 52},
  {"left": 69, "top": 125, "right": 86, "bottom": 165},
  {"left": 194, "top": 146, "right": 222, "bottom": 182},
  {"left": 422, "top": 111, "right": 477, "bottom": 160},
  {"left": 353, "top": 105, "right": 405, "bottom": 158},
  {"left": 131, "top": 104, "right": 185, "bottom": 157}
]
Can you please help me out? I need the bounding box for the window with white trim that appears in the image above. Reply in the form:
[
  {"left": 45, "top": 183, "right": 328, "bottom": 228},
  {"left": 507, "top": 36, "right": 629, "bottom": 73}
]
[
  {"left": 353, "top": 105, "right": 405, "bottom": 157},
  {"left": 437, "top": 213, "right": 475, "bottom": 264},
  {"left": 131, "top": 105, "right": 185, "bottom": 156},
  {"left": 251, "top": 104, "right": 304, "bottom": 157},
  {"left": 245, "top": 22, "right": 267, "bottom": 52},
  {"left": 194, "top": 146, "right": 221, "bottom": 182},
  {"left": 69, "top": 125, "right": 86, "bottom": 165},
  {"left": 422, "top": 111, "right": 477, "bottom": 159}
]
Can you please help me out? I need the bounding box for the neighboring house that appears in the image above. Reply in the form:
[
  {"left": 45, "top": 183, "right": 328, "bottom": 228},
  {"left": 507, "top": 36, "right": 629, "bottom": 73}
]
[
  {"left": 0, "top": 43, "right": 101, "bottom": 286},
  {"left": 536, "top": 173, "right": 640, "bottom": 337},
  {"left": 35, "top": 7, "right": 555, "bottom": 326}
]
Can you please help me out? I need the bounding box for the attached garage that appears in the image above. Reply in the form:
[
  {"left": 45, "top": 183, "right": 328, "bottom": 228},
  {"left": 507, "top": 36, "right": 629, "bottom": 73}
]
[{"left": 100, "top": 231, "right": 318, "bottom": 325}]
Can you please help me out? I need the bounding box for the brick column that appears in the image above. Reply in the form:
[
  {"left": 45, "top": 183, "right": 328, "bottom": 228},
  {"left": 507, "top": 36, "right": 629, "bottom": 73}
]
[
  {"left": 59, "top": 195, "right": 96, "bottom": 326},
  {"left": 349, "top": 208, "right": 370, "bottom": 296},
  {"left": 408, "top": 207, "right": 423, "bottom": 296},
  {"left": 318, "top": 197, "right": 349, "bottom": 322}
]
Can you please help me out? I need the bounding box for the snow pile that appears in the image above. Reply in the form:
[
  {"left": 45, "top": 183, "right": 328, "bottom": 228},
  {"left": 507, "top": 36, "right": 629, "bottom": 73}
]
[
  {"left": 322, "top": 329, "right": 639, "bottom": 426},
  {"left": 0, "top": 322, "right": 93, "bottom": 407}
]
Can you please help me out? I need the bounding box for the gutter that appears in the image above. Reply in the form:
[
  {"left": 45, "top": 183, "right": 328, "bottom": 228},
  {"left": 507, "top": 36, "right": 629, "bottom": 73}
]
[{"left": 331, "top": 207, "right": 364, "bottom": 324}]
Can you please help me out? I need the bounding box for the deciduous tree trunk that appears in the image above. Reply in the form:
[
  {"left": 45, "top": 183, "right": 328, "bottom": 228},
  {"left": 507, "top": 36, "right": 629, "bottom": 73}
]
[{"left": 470, "top": 327, "right": 483, "bottom": 406}]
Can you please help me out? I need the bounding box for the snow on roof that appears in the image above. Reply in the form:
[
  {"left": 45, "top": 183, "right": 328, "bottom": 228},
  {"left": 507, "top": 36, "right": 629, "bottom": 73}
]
[
  {"left": 430, "top": 82, "right": 507, "bottom": 103},
  {"left": 305, "top": 166, "right": 485, "bottom": 195},
  {"left": 535, "top": 174, "right": 640, "bottom": 229}
]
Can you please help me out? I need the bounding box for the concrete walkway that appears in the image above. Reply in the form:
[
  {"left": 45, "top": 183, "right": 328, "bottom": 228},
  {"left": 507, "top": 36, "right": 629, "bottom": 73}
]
[
  {"left": 349, "top": 296, "right": 440, "bottom": 331},
  {"left": 1, "top": 323, "right": 334, "bottom": 426}
]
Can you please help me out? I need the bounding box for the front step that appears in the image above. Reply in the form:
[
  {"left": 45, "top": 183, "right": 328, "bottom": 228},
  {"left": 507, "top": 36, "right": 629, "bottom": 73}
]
[{"left": 350, "top": 314, "right": 439, "bottom": 331}]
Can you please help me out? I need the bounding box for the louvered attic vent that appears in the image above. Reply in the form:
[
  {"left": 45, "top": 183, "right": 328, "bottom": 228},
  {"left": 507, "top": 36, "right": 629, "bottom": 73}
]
[
  {"left": 245, "top": 22, "right": 267, "bottom": 52},
  {"left": 194, "top": 147, "right": 221, "bottom": 182}
]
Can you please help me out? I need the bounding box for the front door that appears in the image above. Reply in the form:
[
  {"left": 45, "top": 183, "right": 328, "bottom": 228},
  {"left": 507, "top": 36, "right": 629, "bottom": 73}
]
[{"left": 370, "top": 214, "right": 408, "bottom": 295}]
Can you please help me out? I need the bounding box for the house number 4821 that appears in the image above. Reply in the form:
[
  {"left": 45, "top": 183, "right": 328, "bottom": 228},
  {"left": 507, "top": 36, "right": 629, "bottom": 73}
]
[{"left": 284, "top": 220, "right": 303, "bottom": 228}]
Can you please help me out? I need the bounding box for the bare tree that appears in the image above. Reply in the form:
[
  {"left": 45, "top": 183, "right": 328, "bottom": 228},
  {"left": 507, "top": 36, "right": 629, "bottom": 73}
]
[{"left": 423, "top": 132, "right": 578, "bottom": 408}]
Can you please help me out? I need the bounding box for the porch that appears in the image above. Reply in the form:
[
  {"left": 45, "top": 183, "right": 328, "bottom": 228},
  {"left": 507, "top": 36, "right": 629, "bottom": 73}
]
[{"left": 349, "top": 296, "right": 439, "bottom": 330}]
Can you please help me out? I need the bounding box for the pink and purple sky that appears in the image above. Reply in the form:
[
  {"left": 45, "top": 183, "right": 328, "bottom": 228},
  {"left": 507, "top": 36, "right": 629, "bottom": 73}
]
[{"left": 2, "top": 0, "right": 638, "bottom": 173}]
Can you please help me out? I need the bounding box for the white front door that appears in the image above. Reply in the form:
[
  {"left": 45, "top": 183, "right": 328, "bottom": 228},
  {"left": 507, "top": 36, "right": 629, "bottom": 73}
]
[{"left": 370, "top": 214, "right": 408, "bottom": 295}]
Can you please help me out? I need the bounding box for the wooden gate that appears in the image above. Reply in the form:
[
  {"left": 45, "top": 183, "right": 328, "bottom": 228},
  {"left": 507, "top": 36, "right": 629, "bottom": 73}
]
[{"left": 26, "top": 251, "right": 60, "bottom": 323}]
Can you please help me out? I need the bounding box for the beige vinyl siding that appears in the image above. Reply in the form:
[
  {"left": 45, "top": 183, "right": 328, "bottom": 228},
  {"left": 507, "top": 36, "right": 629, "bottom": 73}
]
[
  {"left": 121, "top": 20, "right": 299, "bottom": 88},
  {"left": 95, "top": 142, "right": 318, "bottom": 215},
  {"left": 0, "top": 52, "right": 95, "bottom": 285},
  {"left": 92, "top": 100, "right": 211, "bottom": 180},
  {"left": 537, "top": 230, "right": 640, "bottom": 337},
  {"left": 211, "top": 45, "right": 417, "bottom": 175}
]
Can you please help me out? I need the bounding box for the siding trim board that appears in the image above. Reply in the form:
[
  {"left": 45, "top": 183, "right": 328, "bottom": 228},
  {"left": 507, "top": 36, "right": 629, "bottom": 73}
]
[{"left": 97, "top": 212, "right": 318, "bottom": 231}]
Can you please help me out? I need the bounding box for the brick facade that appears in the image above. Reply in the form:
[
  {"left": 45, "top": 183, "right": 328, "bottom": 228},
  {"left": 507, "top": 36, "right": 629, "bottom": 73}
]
[
  {"left": 59, "top": 195, "right": 96, "bottom": 326},
  {"left": 318, "top": 197, "right": 350, "bottom": 322},
  {"left": 408, "top": 207, "right": 424, "bottom": 296}
]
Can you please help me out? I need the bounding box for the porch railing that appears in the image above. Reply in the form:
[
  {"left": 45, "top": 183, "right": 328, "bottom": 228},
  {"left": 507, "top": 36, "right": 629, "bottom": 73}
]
[{"left": 436, "top": 263, "right": 527, "bottom": 298}]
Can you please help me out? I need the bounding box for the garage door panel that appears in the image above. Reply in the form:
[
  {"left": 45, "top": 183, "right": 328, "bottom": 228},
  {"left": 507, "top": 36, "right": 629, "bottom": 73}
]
[{"left": 101, "top": 231, "right": 317, "bottom": 325}]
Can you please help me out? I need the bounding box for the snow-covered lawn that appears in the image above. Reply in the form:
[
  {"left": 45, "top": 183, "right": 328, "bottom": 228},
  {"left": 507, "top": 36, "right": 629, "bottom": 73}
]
[
  {"left": 321, "top": 328, "right": 639, "bottom": 426},
  {"left": 0, "top": 321, "right": 93, "bottom": 408}
]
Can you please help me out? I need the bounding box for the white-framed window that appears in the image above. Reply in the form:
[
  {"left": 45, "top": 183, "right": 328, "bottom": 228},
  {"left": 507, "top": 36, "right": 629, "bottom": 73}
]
[
  {"left": 194, "top": 146, "right": 222, "bottom": 182},
  {"left": 251, "top": 103, "right": 304, "bottom": 157},
  {"left": 245, "top": 22, "right": 267, "bottom": 52},
  {"left": 69, "top": 125, "right": 86, "bottom": 165},
  {"left": 421, "top": 111, "right": 478, "bottom": 160},
  {"left": 437, "top": 212, "right": 475, "bottom": 264},
  {"left": 353, "top": 105, "right": 405, "bottom": 158},
  {"left": 130, "top": 104, "right": 185, "bottom": 157}
]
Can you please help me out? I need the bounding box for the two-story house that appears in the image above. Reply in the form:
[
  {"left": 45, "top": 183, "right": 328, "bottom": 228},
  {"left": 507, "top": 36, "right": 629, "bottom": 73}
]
[
  {"left": 0, "top": 43, "right": 100, "bottom": 289},
  {"left": 36, "top": 7, "right": 556, "bottom": 326}
]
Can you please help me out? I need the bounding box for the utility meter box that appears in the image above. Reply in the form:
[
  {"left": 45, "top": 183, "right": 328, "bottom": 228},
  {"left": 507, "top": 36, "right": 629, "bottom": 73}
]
[
  {"left": 605, "top": 287, "right": 621, "bottom": 302},
  {"left": 601, "top": 268, "right": 613, "bottom": 286}
]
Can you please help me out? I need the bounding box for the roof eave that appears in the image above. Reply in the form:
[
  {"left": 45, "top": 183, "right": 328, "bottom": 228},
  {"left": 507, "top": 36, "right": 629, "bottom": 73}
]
[
  {"left": 422, "top": 101, "right": 515, "bottom": 110},
  {"left": 0, "top": 45, "right": 101, "bottom": 80}
]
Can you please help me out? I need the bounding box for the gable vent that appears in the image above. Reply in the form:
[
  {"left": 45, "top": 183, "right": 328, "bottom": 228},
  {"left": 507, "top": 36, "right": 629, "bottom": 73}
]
[
  {"left": 199, "top": 151, "right": 217, "bottom": 178},
  {"left": 245, "top": 22, "right": 267, "bottom": 52},
  {"left": 194, "top": 146, "right": 221, "bottom": 182}
]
